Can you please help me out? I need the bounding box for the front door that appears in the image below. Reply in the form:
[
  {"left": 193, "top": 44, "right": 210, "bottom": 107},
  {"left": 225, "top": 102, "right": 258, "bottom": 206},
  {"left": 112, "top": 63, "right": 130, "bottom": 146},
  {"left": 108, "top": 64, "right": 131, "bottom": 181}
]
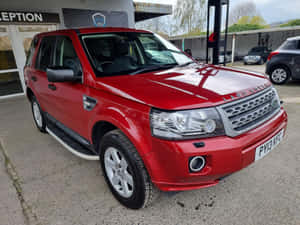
[{"left": 46, "top": 34, "right": 89, "bottom": 139}]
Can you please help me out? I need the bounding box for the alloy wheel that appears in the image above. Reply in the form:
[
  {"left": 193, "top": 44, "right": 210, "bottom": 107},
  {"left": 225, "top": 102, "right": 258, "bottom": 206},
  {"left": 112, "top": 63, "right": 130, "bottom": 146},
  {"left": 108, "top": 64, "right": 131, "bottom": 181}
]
[
  {"left": 271, "top": 68, "right": 287, "bottom": 83},
  {"left": 33, "top": 102, "right": 43, "bottom": 128},
  {"left": 104, "top": 147, "right": 134, "bottom": 198}
]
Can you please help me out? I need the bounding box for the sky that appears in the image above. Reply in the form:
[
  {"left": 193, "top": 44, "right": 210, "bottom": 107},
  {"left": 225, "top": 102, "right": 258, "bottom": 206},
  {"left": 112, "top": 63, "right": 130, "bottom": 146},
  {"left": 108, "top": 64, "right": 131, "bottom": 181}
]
[{"left": 134, "top": 0, "right": 300, "bottom": 24}]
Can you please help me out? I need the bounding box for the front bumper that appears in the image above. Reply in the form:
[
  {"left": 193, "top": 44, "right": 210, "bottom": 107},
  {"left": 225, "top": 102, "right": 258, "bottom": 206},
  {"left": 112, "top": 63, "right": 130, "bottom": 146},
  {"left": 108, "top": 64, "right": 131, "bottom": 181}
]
[
  {"left": 244, "top": 56, "right": 262, "bottom": 64},
  {"left": 148, "top": 109, "right": 288, "bottom": 191}
]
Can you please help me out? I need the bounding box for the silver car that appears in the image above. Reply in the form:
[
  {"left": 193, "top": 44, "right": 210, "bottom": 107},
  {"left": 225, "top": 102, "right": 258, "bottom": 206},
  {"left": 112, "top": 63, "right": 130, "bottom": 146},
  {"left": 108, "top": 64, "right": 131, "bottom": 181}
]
[{"left": 244, "top": 47, "right": 271, "bottom": 65}]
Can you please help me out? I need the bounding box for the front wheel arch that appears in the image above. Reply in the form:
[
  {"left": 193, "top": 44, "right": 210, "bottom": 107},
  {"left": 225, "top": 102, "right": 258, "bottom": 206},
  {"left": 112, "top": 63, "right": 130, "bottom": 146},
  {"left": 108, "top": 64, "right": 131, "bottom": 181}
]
[
  {"left": 90, "top": 118, "right": 158, "bottom": 187},
  {"left": 91, "top": 121, "right": 117, "bottom": 153}
]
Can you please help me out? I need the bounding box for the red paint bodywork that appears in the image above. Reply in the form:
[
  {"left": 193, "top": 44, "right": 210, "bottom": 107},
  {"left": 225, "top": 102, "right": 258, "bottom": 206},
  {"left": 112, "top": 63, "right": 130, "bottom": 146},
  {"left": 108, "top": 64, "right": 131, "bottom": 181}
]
[{"left": 24, "top": 28, "right": 288, "bottom": 192}]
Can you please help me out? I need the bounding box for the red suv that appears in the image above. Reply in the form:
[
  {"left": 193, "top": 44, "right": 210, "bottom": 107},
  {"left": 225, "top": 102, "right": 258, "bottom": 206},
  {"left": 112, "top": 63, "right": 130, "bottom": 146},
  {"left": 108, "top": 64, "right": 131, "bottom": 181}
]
[{"left": 24, "top": 28, "right": 288, "bottom": 209}]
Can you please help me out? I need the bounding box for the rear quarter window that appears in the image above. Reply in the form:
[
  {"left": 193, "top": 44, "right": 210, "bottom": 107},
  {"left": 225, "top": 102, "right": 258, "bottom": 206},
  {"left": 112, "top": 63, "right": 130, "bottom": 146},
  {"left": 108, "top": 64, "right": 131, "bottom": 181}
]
[
  {"left": 25, "top": 37, "right": 38, "bottom": 67},
  {"left": 280, "top": 40, "right": 300, "bottom": 50},
  {"left": 35, "top": 36, "right": 56, "bottom": 71}
]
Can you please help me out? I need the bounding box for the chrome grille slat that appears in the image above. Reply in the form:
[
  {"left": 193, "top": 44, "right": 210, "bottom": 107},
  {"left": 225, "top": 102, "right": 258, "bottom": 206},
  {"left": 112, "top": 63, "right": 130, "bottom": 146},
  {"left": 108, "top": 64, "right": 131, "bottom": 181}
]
[
  {"left": 231, "top": 102, "right": 273, "bottom": 130},
  {"left": 217, "top": 87, "right": 280, "bottom": 137},
  {"left": 224, "top": 89, "right": 275, "bottom": 118}
]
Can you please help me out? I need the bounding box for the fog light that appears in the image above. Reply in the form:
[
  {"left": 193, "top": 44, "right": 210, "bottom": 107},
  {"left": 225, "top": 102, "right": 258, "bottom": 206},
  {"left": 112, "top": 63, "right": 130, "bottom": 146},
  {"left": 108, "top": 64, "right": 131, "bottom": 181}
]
[{"left": 189, "top": 156, "right": 206, "bottom": 172}]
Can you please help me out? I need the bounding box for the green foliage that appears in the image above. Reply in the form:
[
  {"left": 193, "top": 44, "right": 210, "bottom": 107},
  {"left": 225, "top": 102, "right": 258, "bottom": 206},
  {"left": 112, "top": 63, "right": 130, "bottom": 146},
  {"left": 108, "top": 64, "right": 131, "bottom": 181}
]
[
  {"left": 237, "top": 16, "right": 251, "bottom": 25},
  {"left": 229, "top": 15, "right": 267, "bottom": 32},
  {"left": 228, "top": 24, "right": 265, "bottom": 33},
  {"left": 182, "top": 29, "right": 206, "bottom": 37},
  {"left": 280, "top": 19, "right": 300, "bottom": 27},
  {"left": 250, "top": 16, "right": 266, "bottom": 25},
  {"left": 237, "top": 16, "right": 266, "bottom": 25}
]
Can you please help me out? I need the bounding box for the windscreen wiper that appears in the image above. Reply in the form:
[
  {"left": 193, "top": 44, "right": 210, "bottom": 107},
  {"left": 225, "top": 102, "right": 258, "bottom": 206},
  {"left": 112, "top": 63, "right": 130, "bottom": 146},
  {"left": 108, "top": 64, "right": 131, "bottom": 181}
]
[
  {"left": 129, "top": 64, "right": 177, "bottom": 75},
  {"left": 176, "top": 61, "right": 196, "bottom": 67}
]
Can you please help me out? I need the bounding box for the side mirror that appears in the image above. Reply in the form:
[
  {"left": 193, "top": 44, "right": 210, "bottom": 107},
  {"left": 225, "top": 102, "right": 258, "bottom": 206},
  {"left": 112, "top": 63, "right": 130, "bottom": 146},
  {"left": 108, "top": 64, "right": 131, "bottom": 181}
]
[{"left": 46, "top": 68, "right": 81, "bottom": 83}]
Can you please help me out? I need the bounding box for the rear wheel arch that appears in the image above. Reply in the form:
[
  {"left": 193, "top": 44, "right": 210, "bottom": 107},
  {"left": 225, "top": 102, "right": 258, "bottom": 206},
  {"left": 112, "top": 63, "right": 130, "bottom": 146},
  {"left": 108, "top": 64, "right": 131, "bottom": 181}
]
[
  {"left": 26, "top": 87, "right": 34, "bottom": 102},
  {"left": 270, "top": 63, "right": 291, "bottom": 74}
]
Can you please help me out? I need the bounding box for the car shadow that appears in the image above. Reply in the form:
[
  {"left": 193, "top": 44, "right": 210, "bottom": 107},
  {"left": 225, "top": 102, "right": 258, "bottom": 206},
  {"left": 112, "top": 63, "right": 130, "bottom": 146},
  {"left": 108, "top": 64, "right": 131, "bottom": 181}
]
[{"left": 285, "top": 80, "right": 300, "bottom": 86}]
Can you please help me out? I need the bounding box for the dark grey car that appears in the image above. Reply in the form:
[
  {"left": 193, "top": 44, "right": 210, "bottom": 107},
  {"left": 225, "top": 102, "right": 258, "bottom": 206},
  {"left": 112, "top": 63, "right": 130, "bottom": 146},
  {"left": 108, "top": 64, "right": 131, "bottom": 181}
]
[{"left": 266, "top": 36, "right": 300, "bottom": 84}]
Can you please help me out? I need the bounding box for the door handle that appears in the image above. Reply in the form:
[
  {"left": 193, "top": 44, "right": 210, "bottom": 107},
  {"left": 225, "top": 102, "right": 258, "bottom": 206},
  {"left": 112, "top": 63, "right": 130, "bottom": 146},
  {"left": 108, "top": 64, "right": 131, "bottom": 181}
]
[
  {"left": 48, "top": 84, "right": 57, "bottom": 91},
  {"left": 31, "top": 76, "right": 37, "bottom": 82}
]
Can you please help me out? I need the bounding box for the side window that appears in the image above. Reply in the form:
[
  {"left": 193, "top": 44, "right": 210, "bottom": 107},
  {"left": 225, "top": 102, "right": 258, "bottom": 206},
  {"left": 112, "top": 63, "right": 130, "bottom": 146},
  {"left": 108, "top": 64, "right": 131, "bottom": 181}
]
[
  {"left": 281, "top": 40, "right": 297, "bottom": 50},
  {"left": 35, "top": 36, "right": 56, "bottom": 71},
  {"left": 25, "top": 37, "right": 38, "bottom": 67},
  {"left": 54, "top": 36, "right": 82, "bottom": 76}
]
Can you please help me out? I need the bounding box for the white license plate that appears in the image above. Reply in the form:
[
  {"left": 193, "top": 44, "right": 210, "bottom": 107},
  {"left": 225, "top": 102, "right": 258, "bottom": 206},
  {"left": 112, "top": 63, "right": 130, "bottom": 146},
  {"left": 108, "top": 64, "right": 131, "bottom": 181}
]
[{"left": 255, "top": 129, "right": 284, "bottom": 161}]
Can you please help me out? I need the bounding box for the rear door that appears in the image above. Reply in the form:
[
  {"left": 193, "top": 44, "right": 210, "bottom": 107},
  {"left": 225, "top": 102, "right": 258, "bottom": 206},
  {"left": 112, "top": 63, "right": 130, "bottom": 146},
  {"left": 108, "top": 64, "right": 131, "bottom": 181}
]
[
  {"left": 31, "top": 36, "right": 56, "bottom": 111},
  {"left": 293, "top": 40, "right": 300, "bottom": 79},
  {"left": 46, "top": 34, "right": 90, "bottom": 139}
]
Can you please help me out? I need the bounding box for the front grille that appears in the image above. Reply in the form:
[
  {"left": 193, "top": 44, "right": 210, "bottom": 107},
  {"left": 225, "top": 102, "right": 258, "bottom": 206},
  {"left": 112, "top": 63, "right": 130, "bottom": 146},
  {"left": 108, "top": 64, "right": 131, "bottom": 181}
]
[{"left": 217, "top": 87, "right": 280, "bottom": 137}]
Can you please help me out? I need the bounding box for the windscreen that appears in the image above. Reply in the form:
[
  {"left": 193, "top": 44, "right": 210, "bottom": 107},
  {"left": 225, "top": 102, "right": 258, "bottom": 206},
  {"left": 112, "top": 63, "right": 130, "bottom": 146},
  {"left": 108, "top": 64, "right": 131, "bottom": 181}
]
[{"left": 81, "top": 32, "right": 193, "bottom": 76}]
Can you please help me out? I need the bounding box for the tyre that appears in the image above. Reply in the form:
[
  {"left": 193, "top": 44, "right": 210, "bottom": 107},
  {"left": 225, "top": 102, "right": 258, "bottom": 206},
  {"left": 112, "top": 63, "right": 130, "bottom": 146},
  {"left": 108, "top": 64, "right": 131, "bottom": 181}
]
[
  {"left": 99, "top": 130, "right": 158, "bottom": 209},
  {"left": 259, "top": 58, "right": 264, "bottom": 65},
  {"left": 269, "top": 66, "right": 290, "bottom": 85},
  {"left": 31, "top": 96, "right": 46, "bottom": 132}
]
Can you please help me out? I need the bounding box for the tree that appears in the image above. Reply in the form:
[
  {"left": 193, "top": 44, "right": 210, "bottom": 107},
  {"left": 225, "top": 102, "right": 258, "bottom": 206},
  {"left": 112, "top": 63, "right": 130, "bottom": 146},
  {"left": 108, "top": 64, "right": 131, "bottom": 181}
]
[
  {"left": 174, "top": 0, "right": 206, "bottom": 34},
  {"left": 229, "top": 1, "right": 260, "bottom": 25},
  {"left": 136, "top": 0, "right": 207, "bottom": 37},
  {"left": 236, "top": 15, "right": 266, "bottom": 26},
  {"left": 174, "top": 0, "right": 196, "bottom": 33},
  {"left": 250, "top": 16, "right": 266, "bottom": 26},
  {"left": 237, "top": 16, "right": 251, "bottom": 25},
  {"left": 136, "top": 16, "right": 169, "bottom": 36}
]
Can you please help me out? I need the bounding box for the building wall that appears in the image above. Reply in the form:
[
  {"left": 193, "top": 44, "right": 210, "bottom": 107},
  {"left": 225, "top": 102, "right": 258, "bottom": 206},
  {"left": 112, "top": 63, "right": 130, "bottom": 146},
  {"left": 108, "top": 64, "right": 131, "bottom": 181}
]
[
  {"left": 170, "top": 28, "right": 300, "bottom": 60},
  {"left": 0, "top": 0, "right": 135, "bottom": 28}
]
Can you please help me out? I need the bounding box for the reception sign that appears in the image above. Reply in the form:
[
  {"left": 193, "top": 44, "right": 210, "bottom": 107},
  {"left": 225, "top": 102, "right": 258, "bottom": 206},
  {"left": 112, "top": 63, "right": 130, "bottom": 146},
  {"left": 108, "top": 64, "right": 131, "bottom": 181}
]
[{"left": 0, "top": 11, "right": 59, "bottom": 24}]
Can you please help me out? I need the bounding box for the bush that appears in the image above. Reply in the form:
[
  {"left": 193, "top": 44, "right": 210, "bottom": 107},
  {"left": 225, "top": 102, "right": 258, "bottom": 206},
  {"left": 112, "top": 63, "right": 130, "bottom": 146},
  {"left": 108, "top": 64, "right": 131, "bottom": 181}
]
[
  {"left": 228, "top": 24, "right": 265, "bottom": 33},
  {"left": 280, "top": 19, "right": 300, "bottom": 27}
]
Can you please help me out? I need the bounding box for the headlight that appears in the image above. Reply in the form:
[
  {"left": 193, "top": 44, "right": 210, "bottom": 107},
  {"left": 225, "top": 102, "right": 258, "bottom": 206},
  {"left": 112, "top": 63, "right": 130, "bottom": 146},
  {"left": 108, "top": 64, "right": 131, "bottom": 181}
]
[
  {"left": 255, "top": 56, "right": 261, "bottom": 60},
  {"left": 272, "top": 87, "right": 281, "bottom": 109},
  {"left": 150, "top": 108, "right": 225, "bottom": 140}
]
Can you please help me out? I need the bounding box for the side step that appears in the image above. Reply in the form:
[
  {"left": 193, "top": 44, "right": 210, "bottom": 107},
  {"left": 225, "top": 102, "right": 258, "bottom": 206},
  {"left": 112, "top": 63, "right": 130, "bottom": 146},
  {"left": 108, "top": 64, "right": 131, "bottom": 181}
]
[{"left": 46, "top": 124, "right": 99, "bottom": 161}]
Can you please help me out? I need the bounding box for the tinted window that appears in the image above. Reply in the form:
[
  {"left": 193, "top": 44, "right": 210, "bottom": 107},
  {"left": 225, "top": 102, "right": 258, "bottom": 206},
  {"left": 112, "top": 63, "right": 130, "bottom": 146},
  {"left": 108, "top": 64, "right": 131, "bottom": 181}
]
[
  {"left": 25, "top": 37, "right": 37, "bottom": 67},
  {"left": 35, "top": 36, "right": 56, "bottom": 71},
  {"left": 249, "top": 47, "right": 264, "bottom": 54},
  {"left": 280, "top": 40, "right": 298, "bottom": 50},
  {"left": 54, "top": 36, "right": 82, "bottom": 76}
]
